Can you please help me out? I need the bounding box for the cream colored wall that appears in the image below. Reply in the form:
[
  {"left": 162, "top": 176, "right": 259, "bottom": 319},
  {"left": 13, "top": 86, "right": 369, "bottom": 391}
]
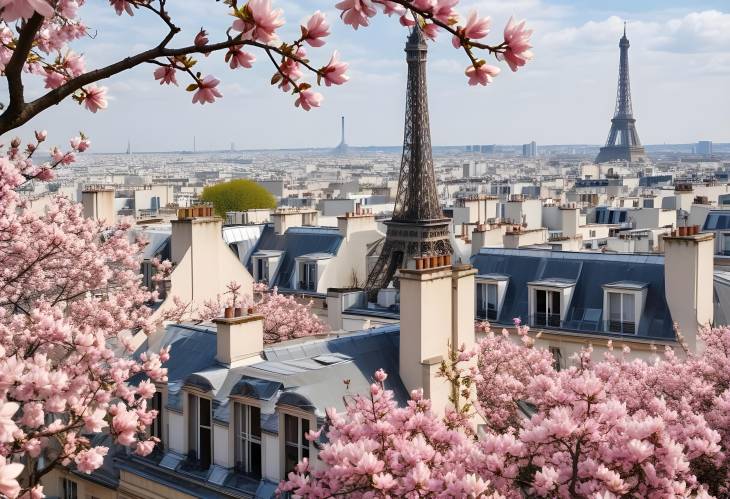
[
  {"left": 82, "top": 190, "right": 116, "bottom": 225},
  {"left": 263, "top": 432, "right": 279, "bottom": 481},
  {"left": 663, "top": 234, "right": 715, "bottom": 351},
  {"left": 318, "top": 228, "right": 384, "bottom": 290},
  {"left": 503, "top": 228, "right": 548, "bottom": 248},
  {"left": 213, "top": 423, "right": 230, "bottom": 467},
  {"left": 167, "top": 410, "right": 185, "bottom": 453},
  {"left": 398, "top": 268, "right": 453, "bottom": 397},
  {"left": 157, "top": 217, "right": 253, "bottom": 320},
  {"left": 560, "top": 208, "right": 580, "bottom": 237},
  {"left": 471, "top": 226, "right": 504, "bottom": 254},
  {"left": 43, "top": 468, "right": 117, "bottom": 499},
  {"left": 119, "top": 470, "right": 197, "bottom": 499}
]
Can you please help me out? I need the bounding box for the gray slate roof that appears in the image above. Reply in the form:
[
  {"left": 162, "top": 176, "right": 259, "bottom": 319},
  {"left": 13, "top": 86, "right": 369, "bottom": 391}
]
[
  {"left": 471, "top": 248, "right": 675, "bottom": 340},
  {"left": 245, "top": 224, "right": 344, "bottom": 290}
]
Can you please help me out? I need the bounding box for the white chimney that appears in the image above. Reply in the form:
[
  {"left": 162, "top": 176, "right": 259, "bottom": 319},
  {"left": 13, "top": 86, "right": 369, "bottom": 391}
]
[
  {"left": 397, "top": 257, "right": 476, "bottom": 414},
  {"left": 81, "top": 188, "right": 116, "bottom": 225},
  {"left": 337, "top": 211, "right": 377, "bottom": 241},
  {"left": 663, "top": 231, "right": 714, "bottom": 351},
  {"left": 560, "top": 205, "right": 580, "bottom": 237},
  {"left": 213, "top": 311, "right": 264, "bottom": 366}
]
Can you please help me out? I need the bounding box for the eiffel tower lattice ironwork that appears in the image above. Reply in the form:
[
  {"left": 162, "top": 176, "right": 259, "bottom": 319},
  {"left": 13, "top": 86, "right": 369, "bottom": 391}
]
[
  {"left": 595, "top": 23, "right": 647, "bottom": 164},
  {"left": 364, "top": 26, "right": 452, "bottom": 298}
]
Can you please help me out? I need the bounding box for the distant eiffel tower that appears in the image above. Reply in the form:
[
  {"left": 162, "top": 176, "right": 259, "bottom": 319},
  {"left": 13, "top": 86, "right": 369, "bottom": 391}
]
[
  {"left": 595, "top": 23, "right": 647, "bottom": 164},
  {"left": 364, "top": 26, "right": 452, "bottom": 298}
]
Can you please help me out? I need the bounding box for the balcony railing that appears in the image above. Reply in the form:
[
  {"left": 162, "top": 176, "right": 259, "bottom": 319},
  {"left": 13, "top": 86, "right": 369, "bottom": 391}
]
[
  {"left": 608, "top": 320, "right": 636, "bottom": 334},
  {"left": 532, "top": 313, "right": 561, "bottom": 328},
  {"left": 298, "top": 281, "right": 316, "bottom": 292},
  {"left": 476, "top": 307, "right": 498, "bottom": 321}
]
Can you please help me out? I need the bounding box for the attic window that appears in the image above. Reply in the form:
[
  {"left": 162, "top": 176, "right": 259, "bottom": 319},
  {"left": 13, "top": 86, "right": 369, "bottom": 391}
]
[
  {"left": 475, "top": 274, "right": 509, "bottom": 323},
  {"left": 602, "top": 282, "right": 647, "bottom": 336},
  {"left": 527, "top": 279, "right": 576, "bottom": 329}
]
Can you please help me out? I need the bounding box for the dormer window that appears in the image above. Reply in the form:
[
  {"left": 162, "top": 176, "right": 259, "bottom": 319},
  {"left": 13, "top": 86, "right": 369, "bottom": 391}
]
[
  {"left": 251, "top": 250, "right": 283, "bottom": 284},
  {"left": 528, "top": 279, "right": 576, "bottom": 329},
  {"left": 475, "top": 274, "right": 509, "bottom": 322},
  {"left": 283, "top": 413, "right": 311, "bottom": 475},
  {"left": 602, "top": 282, "right": 647, "bottom": 335},
  {"left": 187, "top": 393, "right": 212, "bottom": 470},
  {"left": 299, "top": 261, "right": 317, "bottom": 291},
  {"left": 295, "top": 253, "right": 333, "bottom": 293},
  {"left": 254, "top": 257, "right": 269, "bottom": 282},
  {"left": 234, "top": 402, "right": 262, "bottom": 478}
]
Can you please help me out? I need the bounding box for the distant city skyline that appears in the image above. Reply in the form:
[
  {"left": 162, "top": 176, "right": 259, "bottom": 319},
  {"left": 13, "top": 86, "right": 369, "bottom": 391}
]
[{"left": 7, "top": 0, "right": 730, "bottom": 152}]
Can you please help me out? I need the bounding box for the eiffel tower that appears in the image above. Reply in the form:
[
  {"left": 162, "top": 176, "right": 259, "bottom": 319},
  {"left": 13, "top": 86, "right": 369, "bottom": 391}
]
[
  {"left": 365, "top": 26, "right": 452, "bottom": 298},
  {"left": 595, "top": 23, "right": 647, "bottom": 164}
]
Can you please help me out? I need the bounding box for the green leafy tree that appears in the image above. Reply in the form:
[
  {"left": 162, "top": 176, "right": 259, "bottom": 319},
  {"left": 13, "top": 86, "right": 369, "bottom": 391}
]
[{"left": 201, "top": 179, "right": 276, "bottom": 216}]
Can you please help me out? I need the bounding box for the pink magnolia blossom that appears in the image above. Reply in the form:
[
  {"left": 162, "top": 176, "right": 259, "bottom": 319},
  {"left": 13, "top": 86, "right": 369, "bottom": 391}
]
[
  {"left": 109, "top": 0, "right": 134, "bottom": 16},
  {"left": 294, "top": 88, "right": 323, "bottom": 111},
  {"left": 303, "top": 10, "right": 330, "bottom": 47},
  {"left": 501, "top": 16, "right": 533, "bottom": 72},
  {"left": 335, "top": 0, "right": 376, "bottom": 30},
  {"left": 194, "top": 28, "right": 208, "bottom": 47},
  {"left": 226, "top": 46, "right": 256, "bottom": 69},
  {"left": 0, "top": 0, "right": 54, "bottom": 21},
  {"left": 199, "top": 282, "right": 327, "bottom": 344},
  {"left": 322, "top": 51, "right": 349, "bottom": 86},
  {"left": 0, "top": 134, "right": 174, "bottom": 496},
  {"left": 465, "top": 61, "right": 500, "bottom": 86},
  {"left": 83, "top": 85, "right": 108, "bottom": 113},
  {"left": 232, "top": 0, "right": 285, "bottom": 43},
  {"left": 192, "top": 75, "right": 222, "bottom": 105},
  {"left": 43, "top": 70, "right": 66, "bottom": 90},
  {"left": 0, "top": 457, "right": 23, "bottom": 499},
  {"left": 452, "top": 10, "right": 490, "bottom": 48},
  {"left": 153, "top": 65, "right": 178, "bottom": 86}
]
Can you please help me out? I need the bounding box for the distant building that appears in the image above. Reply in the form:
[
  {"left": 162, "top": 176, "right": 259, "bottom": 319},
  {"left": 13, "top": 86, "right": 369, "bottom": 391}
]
[
  {"left": 465, "top": 145, "right": 473, "bottom": 152},
  {"left": 480, "top": 144, "right": 495, "bottom": 154},
  {"left": 522, "top": 141, "right": 537, "bottom": 158},
  {"left": 695, "top": 141, "right": 713, "bottom": 156}
]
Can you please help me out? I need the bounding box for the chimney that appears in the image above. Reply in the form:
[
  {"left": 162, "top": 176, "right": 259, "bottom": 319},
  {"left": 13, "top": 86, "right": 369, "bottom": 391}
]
[
  {"left": 337, "top": 210, "right": 376, "bottom": 241},
  {"left": 165, "top": 206, "right": 253, "bottom": 313},
  {"left": 397, "top": 258, "right": 476, "bottom": 414},
  {"left": 560, "top": 204, "right": 580, "bottom": 237},
  {"left": 81, "top": 187, "right": 116, "bottom": 225},
  {"left": 213, "top": 311, "right": 264, "bottom": 366},
  {"left": 663, "top": 232, "right": 714, "bottom": 351},
  {"left": 272, "top": 209, "right": 308, "bottom": 235}
]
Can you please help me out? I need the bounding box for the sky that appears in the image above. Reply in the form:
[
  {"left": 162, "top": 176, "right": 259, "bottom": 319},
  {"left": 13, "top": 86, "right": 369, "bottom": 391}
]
[{"left": 5, "top": 0, "right": 730, "bottom": 152}]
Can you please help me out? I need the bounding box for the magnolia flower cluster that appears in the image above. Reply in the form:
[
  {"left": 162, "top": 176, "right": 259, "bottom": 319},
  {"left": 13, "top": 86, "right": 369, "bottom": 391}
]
[
  {"left": 0, "top": 133, "right": 173, "bottom": 498},
  {"left": 281, "top": 321, "right": 730, "bottom": 497},
  {"left": 198, "top": 282, "right": 327, "bottom": 344},
  {"left": 1, "top": 0, "right": 530, "bottom": 133},
  {"left": 335, "top": 0, "right": 533, "bottom": 86}
]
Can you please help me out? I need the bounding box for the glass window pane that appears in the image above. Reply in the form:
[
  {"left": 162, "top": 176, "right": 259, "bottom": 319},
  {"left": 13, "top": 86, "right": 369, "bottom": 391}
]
[
  {"left": 301, "top": 418, "right": 310, "bottom": 446},
  {"left": 251, "top": 406, "right": 261, "bottom": 438},
  {"left": 285, "top": 444, "right": 298, "bottom": 474},
  {"left": 250, "top": 442, "right": 262, "bottom": 478},
  {"left": 550, "top": 291, "right": 560, "bottom": 314},
  {"left": 609, "top": 293, "right": 621, "bottom": 320},
  {"left": 536, "top": 290, "right": 546, "bottom": 312},
  {"left": 487, "top": 284, "right": 497, "bottom": 309},
  {"left": 199, "top": 428, "right": 211, "bottom": 469},
  {"left": 199, "top": 398, "right": 211, "bottom": 427},
  {"left": 623, "top": 293, "right": 635, "bottom": 322},
  {"left": 284, "top": 414, "right": 298, "bottom": 445},
  {"left": 477, "top": 283, "right": 485, "bottom": 309}
]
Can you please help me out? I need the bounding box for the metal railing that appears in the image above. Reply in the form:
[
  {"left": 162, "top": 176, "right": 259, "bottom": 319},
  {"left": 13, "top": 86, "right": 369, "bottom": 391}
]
[
  {"left": 608, "top": 320, "right": 636, "bottom": 334},
  {"left": 532, "top": 313, "right": 562, "bottom": 328}
]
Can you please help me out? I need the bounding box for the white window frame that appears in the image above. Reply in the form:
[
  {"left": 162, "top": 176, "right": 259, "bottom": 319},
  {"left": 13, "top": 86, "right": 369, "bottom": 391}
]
[
  {"left": 527, "top": 281, "right": 575, "bottom": 329},
  {"left": 253, "top": 256, "right": 270, "bottom": 283},
  {"left": 60, "top": 477, "right": 77, "bottom": 499},
  {"left": 297, "top": 261, "right": 318, "bottom": 292},
  {"left": 279, "top": 408, "right": 314, "bottom": 478},
  {"left": 234, "top": 400, "right": 263, "bottom": 478},
  {"left": 475, "top": 276, "right": 509, "bottom": 322},
  {"left": 602, "top": 287, "right": 645, "bottom": 335},
  {"left": 186, "top": 392, "right": 213, "bottom": 469}
]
